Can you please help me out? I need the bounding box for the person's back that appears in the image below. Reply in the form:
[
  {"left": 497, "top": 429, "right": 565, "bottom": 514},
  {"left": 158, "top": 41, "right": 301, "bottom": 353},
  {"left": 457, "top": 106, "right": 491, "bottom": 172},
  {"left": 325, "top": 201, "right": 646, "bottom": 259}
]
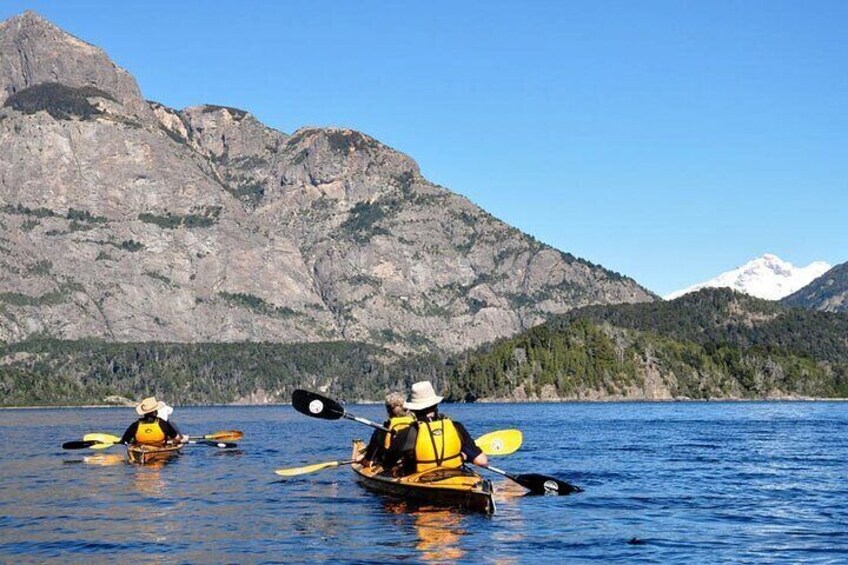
[
  {"left": 385, "top": 381, "right": 488, "bottom": 475},
  {"left": 361, "top": 392, "right": 413, "bottom": 469},
  {"left": 120, "top": 396, "right": 183, "bottom": 446}
]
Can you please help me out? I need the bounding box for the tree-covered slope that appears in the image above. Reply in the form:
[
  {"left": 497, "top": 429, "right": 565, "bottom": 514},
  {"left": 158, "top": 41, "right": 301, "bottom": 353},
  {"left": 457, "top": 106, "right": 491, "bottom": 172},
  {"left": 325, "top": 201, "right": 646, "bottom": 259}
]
[{"left": 445, "top": 289, "right": 848, "bottom": 401}]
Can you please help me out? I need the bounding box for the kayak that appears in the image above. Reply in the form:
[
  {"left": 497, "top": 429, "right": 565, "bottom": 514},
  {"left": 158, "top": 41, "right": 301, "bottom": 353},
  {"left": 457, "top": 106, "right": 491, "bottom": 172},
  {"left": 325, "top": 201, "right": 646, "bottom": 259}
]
[
  {"left": 126, "top": 443, "right": 183, "bottom": 465},
  {"left": 350, "top": 440, "right": 496, "bottom": 514}
]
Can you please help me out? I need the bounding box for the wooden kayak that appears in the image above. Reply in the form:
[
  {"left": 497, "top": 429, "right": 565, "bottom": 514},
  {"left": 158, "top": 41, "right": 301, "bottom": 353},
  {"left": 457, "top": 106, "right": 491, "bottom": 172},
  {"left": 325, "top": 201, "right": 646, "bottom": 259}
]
[
  {"left": 126, "top": 443, "right": 183, "bottom": 466},
  {"left": 350, "top": 440, "right": 496, "bottom": 514}
]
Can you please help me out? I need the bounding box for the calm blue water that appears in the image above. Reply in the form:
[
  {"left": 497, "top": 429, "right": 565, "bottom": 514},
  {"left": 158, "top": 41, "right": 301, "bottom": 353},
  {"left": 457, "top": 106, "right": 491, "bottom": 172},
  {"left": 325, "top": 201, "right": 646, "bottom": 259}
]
[{"left": 1, "top": 402, "right": 847, "bottom": 563}]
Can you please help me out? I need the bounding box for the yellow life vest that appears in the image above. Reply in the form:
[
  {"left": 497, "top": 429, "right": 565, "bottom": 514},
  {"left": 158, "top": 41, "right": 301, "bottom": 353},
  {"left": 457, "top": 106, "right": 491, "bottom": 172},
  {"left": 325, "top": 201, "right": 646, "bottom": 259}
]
[
  {"left": 383, "top": 415, "right": 415, "bottom": 449},
  {"left": 414, "top": 418, "right": 462, "bottom": 472},
  {"left": 135, "top": 420, "right": 166, "bottom": 445}
]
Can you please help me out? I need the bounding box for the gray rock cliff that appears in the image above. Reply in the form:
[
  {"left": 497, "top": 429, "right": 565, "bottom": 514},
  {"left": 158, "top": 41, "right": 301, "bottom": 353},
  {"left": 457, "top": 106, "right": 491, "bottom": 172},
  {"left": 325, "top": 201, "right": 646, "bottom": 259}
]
[{"left": 0, "top": 11, "right": 655, "bottom": 353}]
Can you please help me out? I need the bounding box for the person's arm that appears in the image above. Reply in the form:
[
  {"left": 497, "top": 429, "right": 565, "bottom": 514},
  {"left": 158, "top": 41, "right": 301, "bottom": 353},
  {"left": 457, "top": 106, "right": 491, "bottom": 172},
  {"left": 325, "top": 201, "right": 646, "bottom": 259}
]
[
  {"left": 383, "top": 425, "right": 416, "bottom": 470},
  {"left": 455, "top": 421, "right": 488, "bottom": 467},
  {"left": 362, "top": 427, "right": 387, "bottom": 462},
  {"left": 119, "top": 421, "right": 138, "bottom": 445}
]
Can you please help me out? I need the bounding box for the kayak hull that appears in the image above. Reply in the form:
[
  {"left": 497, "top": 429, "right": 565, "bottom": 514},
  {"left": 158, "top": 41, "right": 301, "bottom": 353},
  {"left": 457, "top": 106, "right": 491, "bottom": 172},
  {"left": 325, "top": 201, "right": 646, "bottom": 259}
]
[
  {"left": 126, "top": 443, "right": 182, "bottom": 465},
  {"left": 350, "top": 440, "right": 495, "bottom": 514}
]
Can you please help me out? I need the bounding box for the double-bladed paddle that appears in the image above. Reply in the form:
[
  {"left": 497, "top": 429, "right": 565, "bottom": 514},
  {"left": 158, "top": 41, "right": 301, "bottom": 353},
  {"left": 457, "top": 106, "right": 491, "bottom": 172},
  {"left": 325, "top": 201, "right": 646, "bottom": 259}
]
[
  {"left": 63, "top": 430, "right": 243, "bottom": 450},
  {"left": 289, "top": 390, "right": 582, "bottom": 494},
  {"left": 274, "top": 429, "right": 522, "bottom": 476}
]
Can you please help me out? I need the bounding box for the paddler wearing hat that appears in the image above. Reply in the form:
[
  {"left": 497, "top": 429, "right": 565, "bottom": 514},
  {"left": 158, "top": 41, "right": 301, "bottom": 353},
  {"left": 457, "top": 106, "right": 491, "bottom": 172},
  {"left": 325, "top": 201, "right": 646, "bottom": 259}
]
[
  {"left": 119, "top": 396, "right": 187, "bottom": 446},
  {"left": 382, "top": 381, "right": 488, "bottom": 476}
]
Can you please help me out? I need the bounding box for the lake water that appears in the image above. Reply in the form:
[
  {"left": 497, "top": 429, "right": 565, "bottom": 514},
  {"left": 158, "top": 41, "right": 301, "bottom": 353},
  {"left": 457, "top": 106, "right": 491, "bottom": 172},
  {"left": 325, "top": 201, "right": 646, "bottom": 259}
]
[{"left": 1, "top": 402, "right": 847, "bottom": 564}]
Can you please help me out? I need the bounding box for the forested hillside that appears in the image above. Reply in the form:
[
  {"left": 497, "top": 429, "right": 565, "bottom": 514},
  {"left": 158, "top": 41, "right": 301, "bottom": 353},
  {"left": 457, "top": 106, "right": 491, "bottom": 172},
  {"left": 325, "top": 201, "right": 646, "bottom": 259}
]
[{"left": 446, "top": 289, "right": 848, "bottom": 401}]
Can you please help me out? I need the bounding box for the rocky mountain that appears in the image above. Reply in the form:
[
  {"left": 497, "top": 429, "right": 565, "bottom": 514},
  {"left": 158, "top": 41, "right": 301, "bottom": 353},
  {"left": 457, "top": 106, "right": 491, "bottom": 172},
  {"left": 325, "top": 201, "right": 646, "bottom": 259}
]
[
  {"left": 665, "top": 254, "right": 831, "bottom": 301},
  {"left": 782, "top": 261, "right": 848, "bottom": 313},
  {"left": 0, "top": 11, "right": 654, "bottom": 355}
]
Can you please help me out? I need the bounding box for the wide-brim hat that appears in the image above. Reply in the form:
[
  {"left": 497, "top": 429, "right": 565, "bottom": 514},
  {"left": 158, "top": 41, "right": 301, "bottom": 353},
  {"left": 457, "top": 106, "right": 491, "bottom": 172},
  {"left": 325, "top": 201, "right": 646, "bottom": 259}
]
[
  {"left": 136, "top": 396, "right": 165, "bottom": 416},
  {"left": 403, "top": 381, "right": 443, "bottom": 411}
]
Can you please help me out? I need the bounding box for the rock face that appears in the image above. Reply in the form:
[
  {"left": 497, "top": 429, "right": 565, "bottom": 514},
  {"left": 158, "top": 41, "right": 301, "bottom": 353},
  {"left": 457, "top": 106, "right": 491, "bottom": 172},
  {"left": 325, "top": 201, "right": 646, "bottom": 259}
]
[
  {"left": 0, "top": 11, "right": 655, "bottom": 353},
  {"left": 783, "top": 262, "right": 848, "bottom": 313}
]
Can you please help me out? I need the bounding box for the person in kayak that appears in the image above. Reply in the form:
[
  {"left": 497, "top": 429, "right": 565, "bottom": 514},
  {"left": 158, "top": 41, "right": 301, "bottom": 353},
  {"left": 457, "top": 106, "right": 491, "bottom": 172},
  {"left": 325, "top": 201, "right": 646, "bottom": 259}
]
[
  {"left": 359, "top": 392, "right": 414, "bottom": 469},
  {"left": 119, "top": 396, "right": 186, "bottom": 446},
  {"left": 383, "top": 381, "right": 488, "bottom": 475}
]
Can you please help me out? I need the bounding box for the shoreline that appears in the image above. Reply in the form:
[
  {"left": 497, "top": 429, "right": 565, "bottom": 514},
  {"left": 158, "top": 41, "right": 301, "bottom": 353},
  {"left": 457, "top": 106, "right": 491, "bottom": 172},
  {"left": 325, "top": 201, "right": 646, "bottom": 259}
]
[{"left": 3, "top": 397, "right": 848, "bottom": 409}]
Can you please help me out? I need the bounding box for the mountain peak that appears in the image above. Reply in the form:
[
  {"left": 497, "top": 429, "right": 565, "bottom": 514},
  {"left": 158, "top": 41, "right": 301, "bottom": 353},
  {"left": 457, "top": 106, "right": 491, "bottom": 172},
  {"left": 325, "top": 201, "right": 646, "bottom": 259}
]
[
  {"left": 0, "top": 11, "right": 152, "bottom": 120},
  {"left": 666, "top": 254, "right": 832, "bottom": 301}
]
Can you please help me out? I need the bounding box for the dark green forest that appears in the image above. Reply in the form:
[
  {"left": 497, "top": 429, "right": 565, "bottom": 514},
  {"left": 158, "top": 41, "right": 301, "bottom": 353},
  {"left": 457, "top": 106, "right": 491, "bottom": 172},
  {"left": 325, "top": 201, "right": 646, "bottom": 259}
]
[
  {"left": 3, "top": 289, "right": 847, "bottom": 406},
  {"left": 447, "top": 289, "right": 848, "bottom": 401}
]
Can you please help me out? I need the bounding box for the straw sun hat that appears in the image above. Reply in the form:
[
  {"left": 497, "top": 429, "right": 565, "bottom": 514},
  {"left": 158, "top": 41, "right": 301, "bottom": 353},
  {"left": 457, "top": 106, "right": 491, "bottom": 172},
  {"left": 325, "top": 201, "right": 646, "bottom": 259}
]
[
  {"left": 403, "top": 381, "right": 444, "bottom": 411},
  {"left": 136, "top": 396, "right": 165, "bottom": 416}
]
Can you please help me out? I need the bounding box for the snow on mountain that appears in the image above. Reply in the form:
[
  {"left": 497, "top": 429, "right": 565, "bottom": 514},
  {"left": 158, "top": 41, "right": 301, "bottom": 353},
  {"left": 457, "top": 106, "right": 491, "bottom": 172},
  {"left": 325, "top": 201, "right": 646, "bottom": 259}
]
[{"left": 665, "top": 254, "right": 832, "bottom": 301}]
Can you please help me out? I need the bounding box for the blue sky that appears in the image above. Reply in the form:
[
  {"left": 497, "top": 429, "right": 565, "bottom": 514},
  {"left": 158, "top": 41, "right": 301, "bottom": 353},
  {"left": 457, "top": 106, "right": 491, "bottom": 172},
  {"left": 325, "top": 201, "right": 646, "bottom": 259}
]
[{"left": 3, "top": 1, "right": 846, "bottom": 295}]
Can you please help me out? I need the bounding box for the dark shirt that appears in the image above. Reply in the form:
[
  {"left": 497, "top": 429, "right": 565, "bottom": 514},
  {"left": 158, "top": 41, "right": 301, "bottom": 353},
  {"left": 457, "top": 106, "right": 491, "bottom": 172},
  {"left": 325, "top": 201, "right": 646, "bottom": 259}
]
[
  {"left": 363, "top": 421, "right": 391, "bottom": 463},
  {"left": 119, "top": 416, "right": 181, "bottom": 444},
  {"left": 383, "top": 415, "right": 482, "bottom": 474}
]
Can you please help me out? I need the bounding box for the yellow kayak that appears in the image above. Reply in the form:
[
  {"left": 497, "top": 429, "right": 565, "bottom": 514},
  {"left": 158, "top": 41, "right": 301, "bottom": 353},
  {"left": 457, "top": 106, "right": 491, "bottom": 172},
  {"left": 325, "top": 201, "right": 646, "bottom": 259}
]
[
  {"left": 126, "top": 443, "right": 183, "bottom": 466},
  {"left": 350, "top": 440, "right": 495, "bottom": 514}
]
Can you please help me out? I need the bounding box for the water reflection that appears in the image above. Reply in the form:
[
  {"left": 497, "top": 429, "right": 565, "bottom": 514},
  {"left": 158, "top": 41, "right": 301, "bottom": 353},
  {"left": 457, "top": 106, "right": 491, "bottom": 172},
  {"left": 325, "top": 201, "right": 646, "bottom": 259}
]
[
  {"left": 83, "top": 453, "right": 125, "bottom": 466},
  {"left": 383, "top": 502, "right": 467, "bottom": 562},
  {"left": 132, "top": 467, "right": 168, "bottom": 497}
]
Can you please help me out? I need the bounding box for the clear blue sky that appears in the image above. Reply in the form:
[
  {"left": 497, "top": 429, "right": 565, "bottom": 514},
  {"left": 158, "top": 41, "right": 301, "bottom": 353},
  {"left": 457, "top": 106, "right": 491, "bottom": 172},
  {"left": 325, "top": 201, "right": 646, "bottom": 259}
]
[{"left": 3, "top": 1, "right": 846, "bottom": 296}]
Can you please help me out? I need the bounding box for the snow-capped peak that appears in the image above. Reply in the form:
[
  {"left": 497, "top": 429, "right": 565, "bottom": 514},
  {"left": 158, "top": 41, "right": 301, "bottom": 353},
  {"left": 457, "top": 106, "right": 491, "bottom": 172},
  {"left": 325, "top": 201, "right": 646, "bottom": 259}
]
[{"left": 665, "top": 254, "right": 832, "bottom": 301}]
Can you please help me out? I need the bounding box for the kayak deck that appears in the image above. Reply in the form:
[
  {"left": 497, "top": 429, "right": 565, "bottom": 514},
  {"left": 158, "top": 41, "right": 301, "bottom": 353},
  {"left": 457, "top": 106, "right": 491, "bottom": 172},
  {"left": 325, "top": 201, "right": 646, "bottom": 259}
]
[
  {"left": 350, "top": 440, "right": 495, "bottom": 514},
  {"left": 126, "top": 443, "right": 183, "bottom": 466}
]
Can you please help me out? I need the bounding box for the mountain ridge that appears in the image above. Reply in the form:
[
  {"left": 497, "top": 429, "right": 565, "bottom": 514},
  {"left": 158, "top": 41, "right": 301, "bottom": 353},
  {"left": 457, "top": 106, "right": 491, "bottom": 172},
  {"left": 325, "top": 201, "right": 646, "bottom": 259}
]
[{"left": 0, "top": 11, "right": 654, "bottom": 354}]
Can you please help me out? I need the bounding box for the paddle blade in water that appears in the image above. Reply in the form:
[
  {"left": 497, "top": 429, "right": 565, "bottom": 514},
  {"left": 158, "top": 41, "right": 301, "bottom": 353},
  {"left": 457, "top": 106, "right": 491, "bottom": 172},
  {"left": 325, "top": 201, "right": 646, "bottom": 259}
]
[
  {"left": 516, "top": 473, "right": 582, "bottom": 495},
  {"left": 83, "top": 433, "right": 121, "bottom": 443},
  {"left": 292, "top": 390, "right": 345, "bottom": 420},
  {"left": 476, "top": 429, "right": 523, "bottom": 456}
]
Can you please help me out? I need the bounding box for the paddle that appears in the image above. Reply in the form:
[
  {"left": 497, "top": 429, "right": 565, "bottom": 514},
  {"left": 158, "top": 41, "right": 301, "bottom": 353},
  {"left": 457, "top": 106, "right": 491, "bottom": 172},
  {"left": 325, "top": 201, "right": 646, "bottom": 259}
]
[
  {"left": 475, "top": 429, "right": 522, "bottom": 456},
  {"left": 275, "top": 459, "right": 358, "bottom": 477},
  {"left": 188, "top": 430, "right": 244, "bottom": 441},
  {"left": 66, "top": 430, "right": 240, "bottom": 450},
  {"left": 292, "top": 389, "right": 389, "bottom": 432},
  {"left": 63, "top": 440, "right": 113, "bottom": 450},
  {"left": 187, "top": 440, "right": 239, "bottom": 449},
  {"left": 64, "top": 439, "right": 237, "bottom": 450},
  {"left": 274, "top": 429, "right": 521, "bottom": 476},
  {"left": 480, "top": 465, "right": 583, "bottom": 495},
  {"left": 291, "top": 389, "right": 581, "bottom": 494}
]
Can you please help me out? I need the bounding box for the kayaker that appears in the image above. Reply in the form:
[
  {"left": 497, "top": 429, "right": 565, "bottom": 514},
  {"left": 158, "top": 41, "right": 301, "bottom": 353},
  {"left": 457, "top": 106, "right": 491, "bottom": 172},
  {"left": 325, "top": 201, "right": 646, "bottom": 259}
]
[
  {"left": 119, "top": 396, "right": 186, "bottom": 446},
  {"left": 359, "top": 392, "right": 414, "bottom": 468},
  {"left": 384, "top": 381, "right": 488, "bottom": 475}
]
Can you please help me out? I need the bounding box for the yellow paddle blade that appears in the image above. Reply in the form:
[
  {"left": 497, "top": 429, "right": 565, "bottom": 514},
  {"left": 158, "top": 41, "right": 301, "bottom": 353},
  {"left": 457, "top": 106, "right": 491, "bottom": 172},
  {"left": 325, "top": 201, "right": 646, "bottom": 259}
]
[
  {"left": 275, "top": 460, "right": 344, "bottom": 477},
  {"left": 204, "top": 430, "right": 244, "bottom": 441},
  {"left": 90, "top": 442, "right": 117, "bottom": 450},
  {"left": 476, "top": 429, "right": 523, "bottom": 456},
  {"left": 84, "top": 433, "right": 121, "bottom": 443}
]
